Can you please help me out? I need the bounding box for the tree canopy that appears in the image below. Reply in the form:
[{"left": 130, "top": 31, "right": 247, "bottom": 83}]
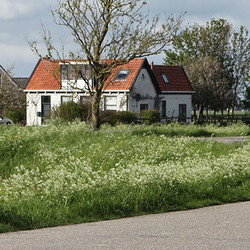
[{"left": 164, "top": 19, "right": 250, "bottom": 117}]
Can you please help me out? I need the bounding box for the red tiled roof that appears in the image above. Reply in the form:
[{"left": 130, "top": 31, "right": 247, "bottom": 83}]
[
  {"left": 152, "top": 65, "right": 194, "bottom": 92},
  {"left": 25, "top": 59, "right": 61, "bottom": 90},
  {"left": 25, "top": 58, "right": 145, "bottom": 91},
  {"left": 25, "top": 59, "right": 193, "bottom": 93},
  {"left": 104, "top": 58, "right": 144, "bottom": 90}
]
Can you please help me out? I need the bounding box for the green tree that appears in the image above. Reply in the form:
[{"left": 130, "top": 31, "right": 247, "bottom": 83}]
[
  {"left": 164, "top": 19, "right": 250, "bottom": 117},
  {"left": 243, "top": 86, "right": 250, "bottom": 110},
  {"left": 30, "top": 0, "right": 182, "bottom": 130},
  {"left": 230, "top": 26, "right": 250, "bottom": 113}
]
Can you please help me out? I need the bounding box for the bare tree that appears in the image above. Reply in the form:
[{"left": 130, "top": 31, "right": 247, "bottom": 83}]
[
  {"left": 0, "top": 66, "right": 25, "bottom": 114},
  {"left": 185, "top": 57, "right": 232, "bottom": 119},
  {"left": 29, "top": 0, "right": 182, "bottom": 130}
]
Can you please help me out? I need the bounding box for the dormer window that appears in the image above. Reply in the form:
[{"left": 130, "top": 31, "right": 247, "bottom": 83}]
[
  {"left": 161, "top": 73, "right": 169, "bottom": 84},
  {"left": 115, "top": 69, "right": 129, "bottom": 81},
  {"left": 61, "top": 64, "right": 68, "bottom": 80},
  {"left": 60, "top": 63, "right": 90, "bottom": 80}
]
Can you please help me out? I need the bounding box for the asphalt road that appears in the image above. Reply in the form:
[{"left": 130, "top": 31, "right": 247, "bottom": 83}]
[
  {"left": 1, "top": 201, "right": 250, "bottom": 250},
  {"left": 195, "top": 136, "right": 249, "bottom": 144}
]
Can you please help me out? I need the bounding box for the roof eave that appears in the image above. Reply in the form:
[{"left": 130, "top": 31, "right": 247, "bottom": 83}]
[{"left": 160, "top": 91, "right": 195, "bottom": 94}]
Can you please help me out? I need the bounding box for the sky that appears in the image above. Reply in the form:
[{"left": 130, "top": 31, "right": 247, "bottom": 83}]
[{"left": 1, "top": 0, "right": 250, "bottom": 77}]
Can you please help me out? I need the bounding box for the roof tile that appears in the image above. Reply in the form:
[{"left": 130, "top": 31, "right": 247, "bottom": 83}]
[
  {"left": 104, "top": 59, "right": 144, "bottom": 90},
  {"left": 25, "top": 59, "right": 61, "bottom": 90},
  {"left": 152, "top": 65, "right": 194, "bottom": 92}
]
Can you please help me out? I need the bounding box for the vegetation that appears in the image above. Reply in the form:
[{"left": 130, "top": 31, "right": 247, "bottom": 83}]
[
  {"left": 164, "top": 19, "right": 250, "bottom": 118},
  {"left": 0, "top": 66, "right": 26, "bottom": 122},
  {"left": 50, "top": 101, "right": 85, "bottom": 122},
  {"left": 0, "top": 122, "right": 250, "bottom": 232},
  {"left": 140, "top": 109, "right": 160, "bottom": 124}
]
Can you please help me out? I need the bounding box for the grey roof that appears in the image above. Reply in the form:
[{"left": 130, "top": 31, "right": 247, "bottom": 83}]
[{"left": 12, "top": 77, "right": 29, "bottom": 90}]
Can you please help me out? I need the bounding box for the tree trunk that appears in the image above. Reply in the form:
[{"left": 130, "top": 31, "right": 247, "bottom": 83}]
[
  {"left": 197, "top": 105, "right": 203, "bottom": 121},
  {"left": 91, "top": 91, "right": 101, "bottom": 131}
]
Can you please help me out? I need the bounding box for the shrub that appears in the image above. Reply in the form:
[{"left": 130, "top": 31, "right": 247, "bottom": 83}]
[
  {"left": 100, "top": 111, "right": 137, "bottom": 125},
  {"left": 117, "top": 111, "right": 137, "bottom": 124},
  {"left": 50, "top": 101, "right": 84, "bottom": 122},
  {"left": 4, "top": 107, "right": 26, "bottom": 123},
  {"left": 140, "top": 109, "right": 160, "bottom": 124}
]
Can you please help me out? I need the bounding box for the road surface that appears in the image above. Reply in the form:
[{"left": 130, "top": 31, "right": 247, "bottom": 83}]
[{"left": 1, "top": 201, "right": 250, "bottom": 250}]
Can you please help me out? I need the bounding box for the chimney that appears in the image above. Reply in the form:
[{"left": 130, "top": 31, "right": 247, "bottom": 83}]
[
  {"left": 151, "top": 61, "right": 154, "bottom": 70},
  {"left": 43, "top": 55, "right": 51, "bottom": 60}
]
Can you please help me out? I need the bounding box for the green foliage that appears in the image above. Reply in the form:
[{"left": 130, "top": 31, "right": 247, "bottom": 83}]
[
  {"left": 0, "top": 123, "right": 250, "bottom": 232},
  {"left": 243, "top": 86, "right": 250, "bottom": 110},
  {"left": 140, "top": 109, "right": 160, "bottom": 124},
  {"left": 164, "top": 18, "right": 250, "bottom": 114},
  {"left": 50, "top": 101, "right": 84, "bottom": 122},
  {"left": 4, "top": 106, "right": 26, "bottom": 124},
  {"left": 100, "top": 110, "right": 136, "bottom": 125}
]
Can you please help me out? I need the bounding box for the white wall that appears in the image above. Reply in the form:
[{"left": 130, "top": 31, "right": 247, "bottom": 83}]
[
  {"left": 160, "top": 94, "right": 192, "bottom": 122},
  {"left": 128, "top": 68, "right": 157, "bottom": 115},
  {"left": 26, "top": 92, "right": 82, "bottom": 126},
  {"left": 61, "top": 79, "right": 93, "bottom": 91},
  {"left": 26, "top": 93, "right": 41, "bottom": 126}
]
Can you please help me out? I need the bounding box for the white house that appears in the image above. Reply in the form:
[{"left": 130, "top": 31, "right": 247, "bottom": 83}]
[{"left": 24, "top": 57, "right": 194, "bottom": 126}]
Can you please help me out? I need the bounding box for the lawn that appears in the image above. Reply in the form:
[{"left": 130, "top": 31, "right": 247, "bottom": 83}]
[{"left": 0, "top": 121, "right": 250, "bottom": 232}]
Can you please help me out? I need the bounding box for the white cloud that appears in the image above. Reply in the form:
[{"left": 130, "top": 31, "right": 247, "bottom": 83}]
[
  {"left": 0, "top": 43, "right": 39, "bottom": 76},
  {"left": 0, "top": 0, "right": 56, "bottom": 20},
  {"left": 1, "top": 0, "right": 250, "bottom": 77}
]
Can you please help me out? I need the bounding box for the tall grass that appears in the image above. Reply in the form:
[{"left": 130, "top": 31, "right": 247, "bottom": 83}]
[{"left": 0, "top": 122, "right": 250, "bottom": 232}]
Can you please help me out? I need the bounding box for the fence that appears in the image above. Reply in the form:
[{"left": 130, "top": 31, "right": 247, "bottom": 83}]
[{"left": 135, "top": 116, "right": 250, "bottom": 125}]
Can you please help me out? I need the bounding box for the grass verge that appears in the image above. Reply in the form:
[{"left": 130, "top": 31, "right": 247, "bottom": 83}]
[{"left": 0, "top": 122, "right": 250, "bottom": 232}]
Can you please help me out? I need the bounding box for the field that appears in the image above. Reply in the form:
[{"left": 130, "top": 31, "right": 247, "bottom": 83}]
[{"left": 1, "top": 121, "right": 250, "bottom": 232}]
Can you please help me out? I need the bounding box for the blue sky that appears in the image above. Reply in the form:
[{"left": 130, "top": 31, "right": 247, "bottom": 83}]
[{"left": 1, "top": 0, "right": 250, "bottom": 77}]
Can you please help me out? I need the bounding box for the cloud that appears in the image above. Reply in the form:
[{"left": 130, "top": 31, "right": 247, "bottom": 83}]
[{"left": 0, "top": 0, "right": 56, "bottom": 20}]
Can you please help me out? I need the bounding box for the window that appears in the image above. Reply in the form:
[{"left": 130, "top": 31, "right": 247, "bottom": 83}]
[
  {"left": 161, "top": 73, "right": 169, "bottom": 84},
  {"left": 61, "top": 64, "right": 90, "bottom": 80},
  {"left": 41, "top": 96, "right": 51, "bottom": 118},
  {"left": 140, "top": 104, "right": 148, "bottom": 111},
  {"left": 80, "top": 96, "right": 91, "bottom": 105},
  {"left": 115, "top": 70, "right": 129, "bottom": 81},
  {"left": 61, "top": 96, "right": 72, "bottom": 103},
  {"left": 179, "top": 104, "right": 187, "bottom": 122},
  {"left": 61, "top": 64, "right": 68, "bottom": 80},
  {"left": 161, "top": 100, "right": 166, "bottom": 117},
  {"left": 105, "top": 96, "right": 117, "bottom": 110},
  {"left": 78, "top": 64, "right": 90, "bottom": 79}
]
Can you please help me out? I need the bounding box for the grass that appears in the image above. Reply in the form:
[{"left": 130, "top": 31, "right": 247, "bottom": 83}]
[{"left": 0, "top": 121, "right": 250, "bottom": 232}]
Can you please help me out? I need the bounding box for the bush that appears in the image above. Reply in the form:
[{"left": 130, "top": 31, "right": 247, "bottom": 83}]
[
  {"left": 140, "top": 109, "right": 160, "bottom": 124},
  {"left": 50, "top": 101, "right": 84, "bottom": 122},
  {"left": 117, "top": 111, "right": 137, "bottom": 124},
  {"left": 5, "top": 107, "right": 26, "bottom": 124},
  {"left": 100, "top": 110, "right": 136, "bottom": 125}
]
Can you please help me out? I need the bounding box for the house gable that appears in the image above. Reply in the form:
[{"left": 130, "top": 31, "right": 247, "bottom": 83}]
[
  {"left": 0, "top": 65, "right": 17, "bottom": 88},
  {"left": 25, "top": 58, "right": 61, "bottom": 91}
]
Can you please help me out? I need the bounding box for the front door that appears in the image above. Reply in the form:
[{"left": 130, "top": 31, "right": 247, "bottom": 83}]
[
  {"left": 179, "top": 104, "right": 187, "bottom": 122},
  {"left": 41, "top": 96, "right": 51, "bottom": 120}
]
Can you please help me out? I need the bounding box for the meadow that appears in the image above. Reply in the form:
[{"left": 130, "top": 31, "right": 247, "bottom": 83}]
[{"left": 0, "top": 121, "right": 250, "bottom": 232}]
